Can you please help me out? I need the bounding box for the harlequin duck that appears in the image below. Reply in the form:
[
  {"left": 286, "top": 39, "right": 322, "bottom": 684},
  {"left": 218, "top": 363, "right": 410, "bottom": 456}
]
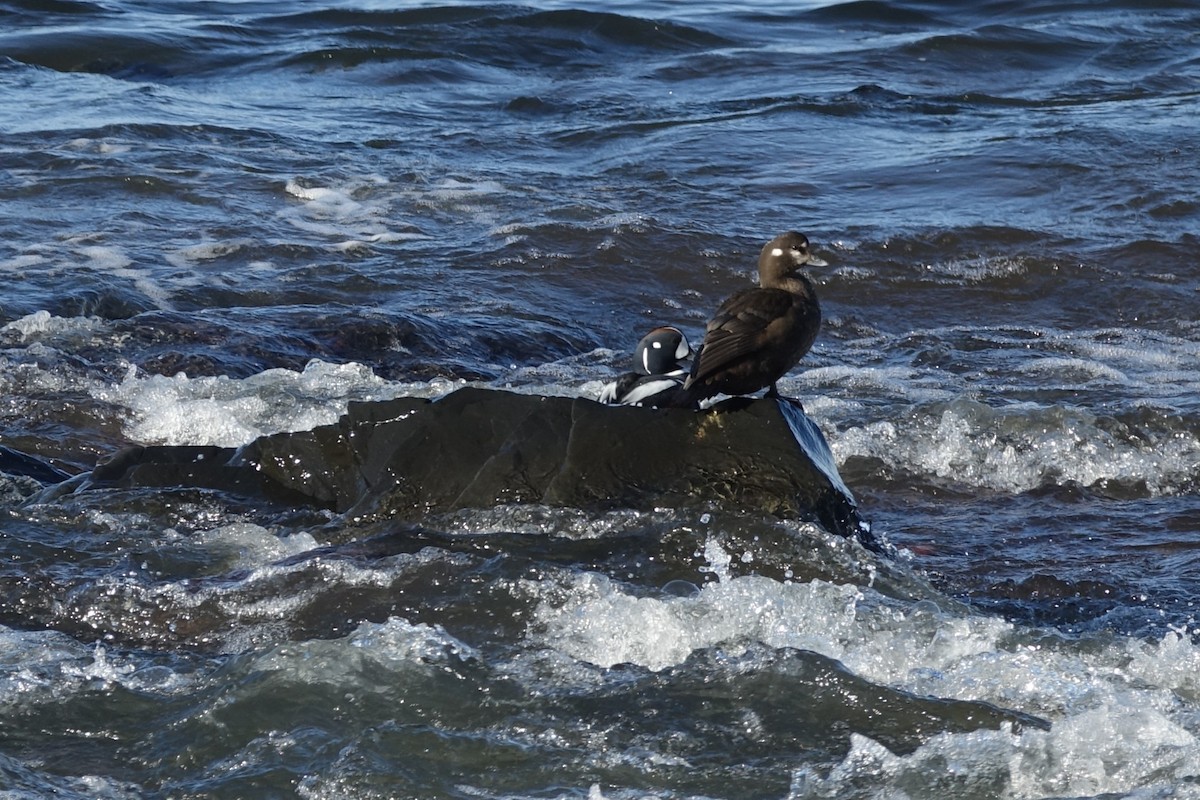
[
  {"left": 598, "top": 326, "right": 695, "bottom": 408},
  {"left": 663, "top": 231, "right": 826, "bottom": 407}
]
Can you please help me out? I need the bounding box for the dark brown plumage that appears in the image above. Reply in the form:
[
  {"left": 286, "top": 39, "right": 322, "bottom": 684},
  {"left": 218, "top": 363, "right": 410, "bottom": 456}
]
[{"left": 667, "top": 231, "right": 826, "bottom": 407}]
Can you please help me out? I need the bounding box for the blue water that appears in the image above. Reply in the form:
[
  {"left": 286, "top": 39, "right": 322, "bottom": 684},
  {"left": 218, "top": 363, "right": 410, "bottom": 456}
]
[{"left": 2, "top": 1, "right": 1200, "bottom": 797}]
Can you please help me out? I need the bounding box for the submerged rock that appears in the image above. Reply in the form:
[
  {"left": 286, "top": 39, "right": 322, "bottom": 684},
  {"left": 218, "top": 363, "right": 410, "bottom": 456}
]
[
  {"left": 0, "top": 445, "right": 72, "bottom": 485},
  {"left": 73, "top": 387, "right": 878, "bottom": 550}
]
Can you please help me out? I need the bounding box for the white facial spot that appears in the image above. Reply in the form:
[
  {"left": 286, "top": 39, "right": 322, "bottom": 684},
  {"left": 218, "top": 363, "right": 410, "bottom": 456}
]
[
  {"left": 771, "top": 248, "right": 784, "bottom": 257},
  {"left": 652, "top": 342, "right": 663, "bottom": 348}
]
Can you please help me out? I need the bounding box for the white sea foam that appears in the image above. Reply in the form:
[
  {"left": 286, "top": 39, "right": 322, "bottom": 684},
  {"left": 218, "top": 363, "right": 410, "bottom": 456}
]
[
  {"left": 829, "top": 398, "right": 1200, "bottom": 495},
  {"left": 0, "top": 627, "right": 90, "bottom": 705},
  {"left": 63, "top": 137, "right": 131, "bottom": 155},
  {"left": 399, "top": 176, "right": 509, "bottom": 232},
  {"left": 348, "top": 616, "right": 478, "bottom": 667},
  {"left": 250, "top": 616, "right": 476, "bottom": 687},
  {"left": 924, "top": 255, "right": 1030, "bottom": 282},
  {"left": 0, "top": 750, "right": 144, "bottom": 800},
  {"left": 801, "top": 324, "right": 1200, "bottom": 411},
  {"left": 188, "top": 523, "right": 320, "bottom": 570},
  {"left": 162, "top": 238, "right": 258, "bottom": 271},
  {"left": 418, "top": 177, "right": 505, "bottom": 205},
  {"left": 1018, "top": 355, "right": 1129, "bottom": 384},
  {"left": 786, "top": 363, "right": 954, "bottom": 407},
  {"left": 1, "top": 310, "right": 103, "bottom": 342},
  {"left": 72, "top": 241, "right": 173, "bottom": 309},
  {"left": 0, "top": 356, "right": 92, "bottom": 397},
  {"left": 282, "top": 176, "right": 425, "bottom": 249},
  {"left": 65, "top": 545, "right": 466, "bottom": 656},
  {"left": 89, "top": 358, "right": 415, "bottom": 447},
  {"left": 0, "top": 626, "right": 189, "bottom": 705},
  {"left": 789, "top": 703, "right": 1200, "bottom": 799},
  {"left": 531, "top": 566, "right": 873, "bottom": 675},
  {"left": 0, "top": 253, "right": 49, "bottom": 271},
  {"left": 530, "top": 540, "right": 1200, "bottom": 798},
  {"left": 2, "top": 236, "right": 174, "bottom": 309},
  {"left": 530, "top": 535, "right": 872, "bottom": 674},
  {"left": 501, "top": 347, "right": 624, "bottom": 397}
]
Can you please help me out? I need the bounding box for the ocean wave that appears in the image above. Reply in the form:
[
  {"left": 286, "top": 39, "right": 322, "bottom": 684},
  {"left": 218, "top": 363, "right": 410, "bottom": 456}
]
[
  {"left": 831, "top": 397, "right": 1200, "bottom": 497},
  {"left": 259, "top": 5, "right": 731, "bottom": 80},
  {"left": 0, "top": 0, "right": 105, "bottom": 16},
  {"left": 89, "top": 359, "right": 409, "bottom": 448}
]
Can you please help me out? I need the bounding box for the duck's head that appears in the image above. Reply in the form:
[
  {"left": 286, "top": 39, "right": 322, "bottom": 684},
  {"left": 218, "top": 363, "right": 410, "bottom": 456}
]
[
  {"left": 758, "top": 231, "right": 827, "bottom": 285},
  {"left": 634, "top": 326, "right": 691, "bottom": 375}
]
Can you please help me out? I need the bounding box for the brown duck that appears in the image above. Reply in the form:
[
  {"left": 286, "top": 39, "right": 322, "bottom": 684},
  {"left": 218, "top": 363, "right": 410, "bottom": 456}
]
[{"left": 666, "top": 231, "right": 826, "bottom": 407}]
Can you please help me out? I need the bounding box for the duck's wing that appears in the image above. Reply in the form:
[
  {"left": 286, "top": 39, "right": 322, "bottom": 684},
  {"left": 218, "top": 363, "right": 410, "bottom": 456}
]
[
  {"left": 686, "top": 288, "right": 792, "bottom": 387},
  {"left": 598, "top": 372, "right": 639, "bottom": 404},
  {"left": 599, "top": 372, "right": 687, "bottom": 407},
  {"left": 621, "top": 376, "right": 685, "bottom": 407}
]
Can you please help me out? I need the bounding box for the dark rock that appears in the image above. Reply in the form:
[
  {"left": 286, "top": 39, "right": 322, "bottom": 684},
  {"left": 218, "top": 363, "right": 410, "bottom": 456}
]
[
  {"left": 73, "top": 387, "right": 878, "bottom": 550},
  {"left": 578, "top": 645, "right": 1050, "bottom": 761},
  {"left": 0, "top": 446, "right": 72, "bottom": 484},
  {"left": 85, "top": 444, "right": 319, "bottom": 508}
]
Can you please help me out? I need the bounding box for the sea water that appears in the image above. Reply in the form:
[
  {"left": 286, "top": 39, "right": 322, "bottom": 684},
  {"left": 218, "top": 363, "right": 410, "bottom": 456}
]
[{"left": 2, "top": 0, "right": 1199, "bottom": 797}]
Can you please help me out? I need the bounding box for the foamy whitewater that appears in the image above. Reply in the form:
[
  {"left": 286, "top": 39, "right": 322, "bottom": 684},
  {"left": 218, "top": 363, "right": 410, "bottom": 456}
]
[{"left": 3, "top": 0, "right": 1200, "bottom": 797}]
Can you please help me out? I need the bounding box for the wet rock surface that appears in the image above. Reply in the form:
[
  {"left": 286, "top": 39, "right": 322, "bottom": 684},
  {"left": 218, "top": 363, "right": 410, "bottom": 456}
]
[{"left": 62, "top": 388, "right": 876, "bottom": 549}]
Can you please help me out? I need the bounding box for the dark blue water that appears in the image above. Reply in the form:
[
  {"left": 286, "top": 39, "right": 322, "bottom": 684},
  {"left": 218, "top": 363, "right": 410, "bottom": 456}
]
[{"left": 3, "top": 1, "right": 1200, "bottom": 797}]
